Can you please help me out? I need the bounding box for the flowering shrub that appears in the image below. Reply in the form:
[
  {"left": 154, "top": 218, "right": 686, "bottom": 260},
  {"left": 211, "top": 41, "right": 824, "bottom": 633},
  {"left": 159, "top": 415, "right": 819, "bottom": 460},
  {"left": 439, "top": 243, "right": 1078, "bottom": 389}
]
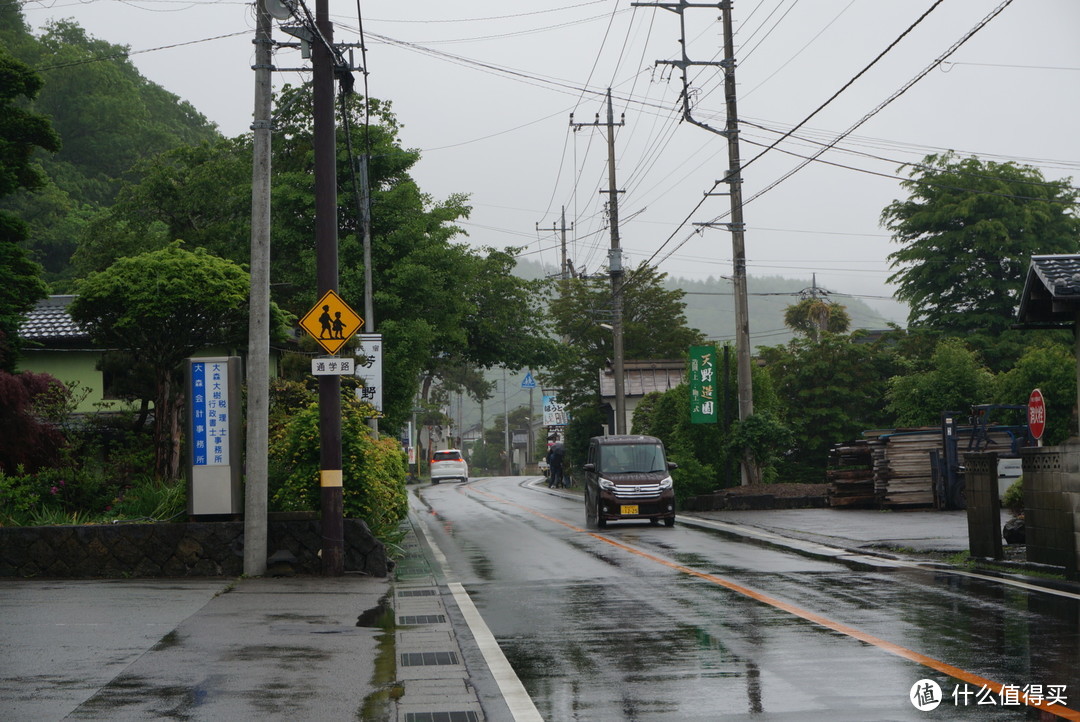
[{"left": 269, "top": 398, "right": 408, "bottom": 540}]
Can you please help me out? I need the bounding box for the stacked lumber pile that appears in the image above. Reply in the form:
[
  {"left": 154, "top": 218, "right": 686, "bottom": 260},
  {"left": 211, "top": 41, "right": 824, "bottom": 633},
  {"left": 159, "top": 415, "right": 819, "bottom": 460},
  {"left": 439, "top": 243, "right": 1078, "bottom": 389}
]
[
  {"left": 826, "top": 442, "right": 876, "bottom": 507},
  {"left": 867, "top": 429, "right": 938, "bottom": 508}
]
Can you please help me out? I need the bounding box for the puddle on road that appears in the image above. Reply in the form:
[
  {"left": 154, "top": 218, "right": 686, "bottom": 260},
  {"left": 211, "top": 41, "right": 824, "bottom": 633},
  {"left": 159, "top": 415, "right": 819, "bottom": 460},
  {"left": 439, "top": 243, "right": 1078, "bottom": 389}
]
[{"left": 357, "top": 591, "right": 401, "bottom": 722}]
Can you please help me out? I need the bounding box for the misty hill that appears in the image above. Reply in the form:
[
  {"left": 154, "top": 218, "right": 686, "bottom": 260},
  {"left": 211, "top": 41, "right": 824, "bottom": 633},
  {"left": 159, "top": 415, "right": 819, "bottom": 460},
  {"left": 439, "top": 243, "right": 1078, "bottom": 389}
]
[{"left": 512, "top": 258, "right": 907, "bottom": 350}]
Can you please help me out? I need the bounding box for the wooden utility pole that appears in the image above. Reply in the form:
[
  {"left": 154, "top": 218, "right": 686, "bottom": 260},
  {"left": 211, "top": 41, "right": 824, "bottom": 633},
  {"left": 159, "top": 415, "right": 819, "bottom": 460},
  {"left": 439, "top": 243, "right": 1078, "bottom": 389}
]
[
  {"left": 572, "top": 89, "right": 626, "bottom": 434},
  {"left": 243, "top": 0, "right": 273, "bottom": 577},
  {"left": 313, "top": 0, "right": 344, "bottom": 575}
]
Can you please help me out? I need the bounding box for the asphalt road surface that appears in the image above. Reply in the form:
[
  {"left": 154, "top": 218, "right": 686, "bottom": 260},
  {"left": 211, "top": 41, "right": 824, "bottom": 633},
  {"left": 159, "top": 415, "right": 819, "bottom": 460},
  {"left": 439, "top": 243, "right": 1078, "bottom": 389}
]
[{"left": 414, "top": 476, "right": 1080, "bottom": 721}]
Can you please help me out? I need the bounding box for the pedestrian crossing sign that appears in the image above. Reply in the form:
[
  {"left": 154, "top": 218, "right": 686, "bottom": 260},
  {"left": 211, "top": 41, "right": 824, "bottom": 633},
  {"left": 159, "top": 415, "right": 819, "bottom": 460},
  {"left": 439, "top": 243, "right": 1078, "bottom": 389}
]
[{"left": 300, "top": 289, "right": 363, "bottom": 356}]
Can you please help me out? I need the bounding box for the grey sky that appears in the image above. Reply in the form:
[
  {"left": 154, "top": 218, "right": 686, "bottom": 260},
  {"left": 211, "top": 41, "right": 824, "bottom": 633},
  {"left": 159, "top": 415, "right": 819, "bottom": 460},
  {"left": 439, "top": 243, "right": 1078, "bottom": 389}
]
[{"left": 21, "top": 0, "right": 1080, "bottom": 321}]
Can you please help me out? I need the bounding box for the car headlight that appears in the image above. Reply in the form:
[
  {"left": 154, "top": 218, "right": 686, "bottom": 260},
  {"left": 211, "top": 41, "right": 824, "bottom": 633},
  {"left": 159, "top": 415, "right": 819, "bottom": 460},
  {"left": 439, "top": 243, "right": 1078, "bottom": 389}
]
[
  {"left": 659, "top": 476, "right": 673, "bottom": 490},
  {"left": 599, "top": 478, "right": 615, "bottom": 491}
]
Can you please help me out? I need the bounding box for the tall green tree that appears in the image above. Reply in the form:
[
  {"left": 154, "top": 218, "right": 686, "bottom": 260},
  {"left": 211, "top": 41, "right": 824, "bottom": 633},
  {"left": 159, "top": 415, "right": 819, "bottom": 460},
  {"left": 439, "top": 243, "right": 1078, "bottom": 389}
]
[
  {"left": 760, "top": 332, "right": 901, "bottom": 482},
  {"left": 886, "top": 337, "right": 995, "bottom": 428},
  {"left": 783, "top": 298, "right": 851, "bottom": 340},
  {"left": 994, "top": 342, "right": 1076, "bottom": 445},
  {"left": 545, "top": 264, "right": 704, "bottom": 411},
  {"left": 0, "top": 44, "right": 57, "bottom": 371},
  {"left": 884, "top": 152, "right": 1080, "bottom": 337},
  {"left": 70, "top": 243, "right": 284, "bottom": 480}
]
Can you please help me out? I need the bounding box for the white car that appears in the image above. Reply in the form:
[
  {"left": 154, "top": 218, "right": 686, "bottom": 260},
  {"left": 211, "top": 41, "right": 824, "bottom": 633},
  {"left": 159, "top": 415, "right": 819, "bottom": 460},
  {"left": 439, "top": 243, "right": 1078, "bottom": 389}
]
[{"left": 430, "top": 449, "right": 469, "bottom": 484}]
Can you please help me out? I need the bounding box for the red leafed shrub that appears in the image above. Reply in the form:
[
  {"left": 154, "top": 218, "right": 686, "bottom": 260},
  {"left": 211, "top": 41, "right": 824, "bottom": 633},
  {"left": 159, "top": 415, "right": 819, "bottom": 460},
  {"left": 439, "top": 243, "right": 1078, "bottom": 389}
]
[{"left": 0, "top": 370, "right": 68, "bottom": 474}]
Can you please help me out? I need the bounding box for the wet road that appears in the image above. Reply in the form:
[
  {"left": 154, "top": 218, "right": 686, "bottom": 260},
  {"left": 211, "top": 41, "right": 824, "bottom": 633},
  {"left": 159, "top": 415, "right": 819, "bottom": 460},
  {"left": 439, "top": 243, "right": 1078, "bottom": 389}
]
[{"left": 414, "top": 476, "right": 1080, "bottom": 721}]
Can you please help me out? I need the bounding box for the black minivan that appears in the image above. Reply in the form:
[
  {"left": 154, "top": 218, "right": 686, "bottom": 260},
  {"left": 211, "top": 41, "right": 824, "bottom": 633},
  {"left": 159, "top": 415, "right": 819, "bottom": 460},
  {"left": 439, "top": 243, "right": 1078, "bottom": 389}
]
[{"left": 583, "top": 434, "right": 677, "bottom": 528}]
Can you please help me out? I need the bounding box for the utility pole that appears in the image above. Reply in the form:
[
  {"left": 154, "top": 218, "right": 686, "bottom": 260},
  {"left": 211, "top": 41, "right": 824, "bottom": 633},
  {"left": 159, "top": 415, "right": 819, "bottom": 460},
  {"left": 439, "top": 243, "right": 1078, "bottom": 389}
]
[
  {"left": 572, "top": 88, "right": 626, "bottom": 434},
  {"left": 502, "top": 369, "right": 510, "bottom": 475},
  {"left": 537, "top": 206, "right": 574, "bottom": 280},
  {"left": 313, "top": 0, "right": 344, "bottom": 575},
  {"left": 243, "top": 0, "right": 273, "bottom": 577},
  {"left": 641, "top": 0, "right": 759, "bottom": 483}
]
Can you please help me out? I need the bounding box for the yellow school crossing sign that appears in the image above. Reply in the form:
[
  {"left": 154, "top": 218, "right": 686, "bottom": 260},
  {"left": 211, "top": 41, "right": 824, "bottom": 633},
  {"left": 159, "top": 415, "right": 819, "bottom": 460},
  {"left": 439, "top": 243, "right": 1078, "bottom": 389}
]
[{"left": 300, "top": 290, "right": 363, "bottom": 355}]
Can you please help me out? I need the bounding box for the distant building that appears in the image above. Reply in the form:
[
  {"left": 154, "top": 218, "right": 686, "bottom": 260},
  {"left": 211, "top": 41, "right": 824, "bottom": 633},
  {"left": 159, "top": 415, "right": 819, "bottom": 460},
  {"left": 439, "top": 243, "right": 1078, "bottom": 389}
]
[{"left": 598, "top": 359, "right": 685, "bottom": 433}]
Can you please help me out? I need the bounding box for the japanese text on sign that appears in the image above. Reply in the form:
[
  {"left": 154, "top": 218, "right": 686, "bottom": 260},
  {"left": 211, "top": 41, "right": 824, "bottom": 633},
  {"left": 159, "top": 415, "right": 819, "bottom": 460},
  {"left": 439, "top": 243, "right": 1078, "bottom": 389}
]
[
  {"left": 543, "top": 394, "right": 569, "bottom": 427},
  {"left": 354, "top": 334, "right": 383, "bottom": 412},
  {"left": 689, "top": 345, "right": 717, "bottom": 424},
  {"left": 191, "top": 361, "right": 230, "bottom": 466}
]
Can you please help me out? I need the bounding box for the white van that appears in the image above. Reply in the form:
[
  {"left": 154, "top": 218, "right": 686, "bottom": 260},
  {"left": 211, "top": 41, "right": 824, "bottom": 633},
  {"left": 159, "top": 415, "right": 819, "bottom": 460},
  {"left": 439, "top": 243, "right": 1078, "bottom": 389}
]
[{"left": 430, "top": 449, "right": 469, "bottom": 484}]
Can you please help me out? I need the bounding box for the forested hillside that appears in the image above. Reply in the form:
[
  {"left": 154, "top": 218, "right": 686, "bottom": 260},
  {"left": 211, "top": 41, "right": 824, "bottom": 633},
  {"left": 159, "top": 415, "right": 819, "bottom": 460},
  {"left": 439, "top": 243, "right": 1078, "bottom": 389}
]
[
  {"left": 0, "top": 2, "right": 219, "bottom": 289},
  {"left": 511, "top": 257, "right": 905, "bottom": 348}
]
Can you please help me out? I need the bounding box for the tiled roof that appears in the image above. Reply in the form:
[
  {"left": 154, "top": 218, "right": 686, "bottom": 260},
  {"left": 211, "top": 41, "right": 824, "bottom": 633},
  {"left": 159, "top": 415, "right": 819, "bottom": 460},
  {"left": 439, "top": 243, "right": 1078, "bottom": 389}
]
[
  {"left": 1017, "top": 255, "right": 1080, "bottom": 325},
  {"left": 599, "top": 359, "right": 685, "bottom": 398},
  {"left": 19, "top": 295, "right": 91, "bottom": 342}
]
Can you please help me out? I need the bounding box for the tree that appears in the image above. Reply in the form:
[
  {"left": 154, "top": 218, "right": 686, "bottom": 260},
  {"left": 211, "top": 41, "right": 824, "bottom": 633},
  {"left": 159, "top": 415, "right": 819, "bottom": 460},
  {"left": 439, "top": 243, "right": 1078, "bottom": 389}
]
[
  {"left": 70, "top": 243, "right": 285, "bottom": 480},
  {"left": 759, "top": 332, "right": 901, "bottom": 482},
  {"left": 994, "top": 342, "right": 1076, "bottom": 445},
  {"left": 886, "top": 338, "right": 995, "bottom": 428},
  {"left": 0, "top": 44, "right": 58, "bottom": 371},
  {"left": 883, "top": 152, "right": 1080, "bottom": 337},
  {"left": 545, "top": 264, "right": 704, "bottom": 412},
  {"left": 783, "top": 298, "right": 851, "bottom": 340}
]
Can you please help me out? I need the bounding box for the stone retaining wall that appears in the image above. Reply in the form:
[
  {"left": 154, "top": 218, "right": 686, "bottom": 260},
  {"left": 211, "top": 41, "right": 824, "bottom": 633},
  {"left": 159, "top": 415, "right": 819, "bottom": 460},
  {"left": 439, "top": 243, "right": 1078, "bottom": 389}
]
[{"left": 0, "top": 517, "right": 387, "bottom": 578}]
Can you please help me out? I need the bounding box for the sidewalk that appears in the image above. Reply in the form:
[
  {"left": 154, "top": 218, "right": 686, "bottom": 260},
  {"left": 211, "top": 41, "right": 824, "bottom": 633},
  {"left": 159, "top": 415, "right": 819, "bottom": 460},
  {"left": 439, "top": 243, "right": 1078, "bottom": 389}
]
[{"left": 682, "top": 507, "right": 990, "bottom": 555}]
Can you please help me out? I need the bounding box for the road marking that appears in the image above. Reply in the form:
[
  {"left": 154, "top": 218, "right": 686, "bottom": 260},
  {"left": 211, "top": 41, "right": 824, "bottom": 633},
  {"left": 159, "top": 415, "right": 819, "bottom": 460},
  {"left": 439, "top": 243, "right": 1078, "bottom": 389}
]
[
  {"left": 464, "top": 480, "right": 1080, "bottom": 721},
  {"left": 410, "top": 509, "right": 543, "bottom": 722},
  {"left": 448, "top": 583, "right": 544, "bottom": 722}
]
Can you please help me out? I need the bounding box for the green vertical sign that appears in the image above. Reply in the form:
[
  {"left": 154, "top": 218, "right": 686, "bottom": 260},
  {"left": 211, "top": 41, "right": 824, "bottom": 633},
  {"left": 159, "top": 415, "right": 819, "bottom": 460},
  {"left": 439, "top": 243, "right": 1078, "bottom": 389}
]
[{"left": 689, "top": 345, "right": 717, "bottom": 424}]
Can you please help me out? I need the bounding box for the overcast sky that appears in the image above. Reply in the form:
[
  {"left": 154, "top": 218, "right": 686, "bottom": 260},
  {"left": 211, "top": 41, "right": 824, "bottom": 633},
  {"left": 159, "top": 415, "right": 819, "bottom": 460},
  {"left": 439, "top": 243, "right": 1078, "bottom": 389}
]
[{"left": 21, "top": 0, "right": 1080, "bottom": 324}]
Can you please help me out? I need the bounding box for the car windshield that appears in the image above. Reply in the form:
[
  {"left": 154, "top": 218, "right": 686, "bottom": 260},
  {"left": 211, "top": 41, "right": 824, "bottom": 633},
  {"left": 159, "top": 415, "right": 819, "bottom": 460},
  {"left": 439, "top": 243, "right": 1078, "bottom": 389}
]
[
  {"left": 599, "top": 443, "right": 666, "bottom": 474},
  {"left": 433, "top": 452, "right": 461, "bottom": 461}
]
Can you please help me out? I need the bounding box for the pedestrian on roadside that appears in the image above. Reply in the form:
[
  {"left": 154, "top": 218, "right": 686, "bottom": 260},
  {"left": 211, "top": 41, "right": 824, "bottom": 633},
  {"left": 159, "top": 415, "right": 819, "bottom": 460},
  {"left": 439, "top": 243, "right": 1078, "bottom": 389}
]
[{"left": 546, "top": 441, "right": 566, "bottom": 489}]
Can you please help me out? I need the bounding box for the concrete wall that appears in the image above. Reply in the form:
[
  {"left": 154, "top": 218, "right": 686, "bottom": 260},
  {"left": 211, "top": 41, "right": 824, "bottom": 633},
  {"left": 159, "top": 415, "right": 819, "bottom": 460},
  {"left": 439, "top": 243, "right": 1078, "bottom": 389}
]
[
  {"left": 0, "top": 517, "right": 387, "bottom": 578},
  {"left": 1021, "top": 444, "right": 1080, "bottom": 576},
  {"left": 963, "top": 452, "right": 1003, "bottom": 559}
]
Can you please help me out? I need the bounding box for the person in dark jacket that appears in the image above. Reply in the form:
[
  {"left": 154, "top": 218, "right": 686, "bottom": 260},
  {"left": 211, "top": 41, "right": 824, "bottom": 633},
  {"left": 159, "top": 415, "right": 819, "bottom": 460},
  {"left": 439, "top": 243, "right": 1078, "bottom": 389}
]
[{"left": 546, "top": 442, "right": 566, "bottom": 488}]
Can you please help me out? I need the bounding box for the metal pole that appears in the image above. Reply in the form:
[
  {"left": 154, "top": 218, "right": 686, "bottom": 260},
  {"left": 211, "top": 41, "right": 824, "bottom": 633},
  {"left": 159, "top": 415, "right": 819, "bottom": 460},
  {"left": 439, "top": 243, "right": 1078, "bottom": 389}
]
[
  {"left": 243, "top": 0, "right": 273, "bottom": 577},
  {"left": 314, "top": 0, "right": 343, "bottom": 575}
]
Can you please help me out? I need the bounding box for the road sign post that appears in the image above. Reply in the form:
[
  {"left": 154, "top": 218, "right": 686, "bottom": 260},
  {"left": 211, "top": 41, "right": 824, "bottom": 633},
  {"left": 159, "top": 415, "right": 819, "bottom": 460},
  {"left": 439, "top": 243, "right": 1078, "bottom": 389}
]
[{"left": 1028, "top": 388, "right": 1046, "bottom": 446}]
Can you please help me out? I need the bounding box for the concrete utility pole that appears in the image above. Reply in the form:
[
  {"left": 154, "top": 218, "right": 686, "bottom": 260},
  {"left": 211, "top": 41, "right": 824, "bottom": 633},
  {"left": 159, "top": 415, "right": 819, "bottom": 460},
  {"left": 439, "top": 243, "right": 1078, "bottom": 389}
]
[
  {"left": 537, "top": 206, "right": 574, "bottom": 281},
  {"left": 572, "top": 89, "right": 627, "bottom": 434},
  {"left": 243, "top": 0, "right": 273, "bottom": 577},
  {"left": 313, "top": 0, "right": 344, "bottom": 575},
  {"left": 641, "top": 0, "right": 759, "bottom": 484}
]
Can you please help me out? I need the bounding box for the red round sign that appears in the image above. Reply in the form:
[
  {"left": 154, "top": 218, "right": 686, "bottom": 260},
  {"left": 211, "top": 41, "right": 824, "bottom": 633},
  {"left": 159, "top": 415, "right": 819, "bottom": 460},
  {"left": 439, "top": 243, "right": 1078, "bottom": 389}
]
[{"left": 1028, "top": 388, "right": 1046, "bottom": 440}]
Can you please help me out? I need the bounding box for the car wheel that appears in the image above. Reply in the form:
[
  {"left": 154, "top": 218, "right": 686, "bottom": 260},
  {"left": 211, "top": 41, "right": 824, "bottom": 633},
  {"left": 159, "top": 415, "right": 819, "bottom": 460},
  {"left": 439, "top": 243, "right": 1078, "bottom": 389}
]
[
  {"left": 433, "top": 479, "right": 440, "bottom": 485},
  {"left": 664, "top": 516, "right": 675, "bottom": 527},
  {"left": 594, "top": 502, "right": 606, "bottom": 529},
  {"left": 650, "top": 518, "right": 659, "bottom": 526}
]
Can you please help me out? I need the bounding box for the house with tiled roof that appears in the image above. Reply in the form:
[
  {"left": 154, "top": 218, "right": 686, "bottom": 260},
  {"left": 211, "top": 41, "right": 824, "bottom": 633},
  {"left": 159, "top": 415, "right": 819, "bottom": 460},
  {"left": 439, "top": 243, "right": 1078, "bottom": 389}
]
[
  {"left": 16, "top": 295, "right": 124, "bottom": 413},
  {"left": 598, "top": 359, "right": 686, "bottom": 433}
]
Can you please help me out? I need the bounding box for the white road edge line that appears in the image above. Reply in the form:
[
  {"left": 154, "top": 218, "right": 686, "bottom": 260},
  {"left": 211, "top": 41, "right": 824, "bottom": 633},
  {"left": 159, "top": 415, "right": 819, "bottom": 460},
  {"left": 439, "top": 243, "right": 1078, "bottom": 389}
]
[
  {"left": 448, "top": 582, "right": 543, "bottom": 722},
  {"left": 411, "top": 511, "right": 543, "bottom": 721}
]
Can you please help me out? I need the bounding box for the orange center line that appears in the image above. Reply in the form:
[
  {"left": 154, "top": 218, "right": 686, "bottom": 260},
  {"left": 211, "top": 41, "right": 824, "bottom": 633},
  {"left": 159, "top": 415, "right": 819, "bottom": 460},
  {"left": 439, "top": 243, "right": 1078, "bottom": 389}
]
[{"left": 462, "top": 481, "right": 1079, "bottom": 720}]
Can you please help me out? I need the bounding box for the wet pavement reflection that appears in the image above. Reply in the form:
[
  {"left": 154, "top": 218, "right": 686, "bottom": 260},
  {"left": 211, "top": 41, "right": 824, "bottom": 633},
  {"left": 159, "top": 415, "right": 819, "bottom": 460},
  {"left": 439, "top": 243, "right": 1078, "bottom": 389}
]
[{"left": 418, "top": 479, "right": 1080, "bottom": 720}]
